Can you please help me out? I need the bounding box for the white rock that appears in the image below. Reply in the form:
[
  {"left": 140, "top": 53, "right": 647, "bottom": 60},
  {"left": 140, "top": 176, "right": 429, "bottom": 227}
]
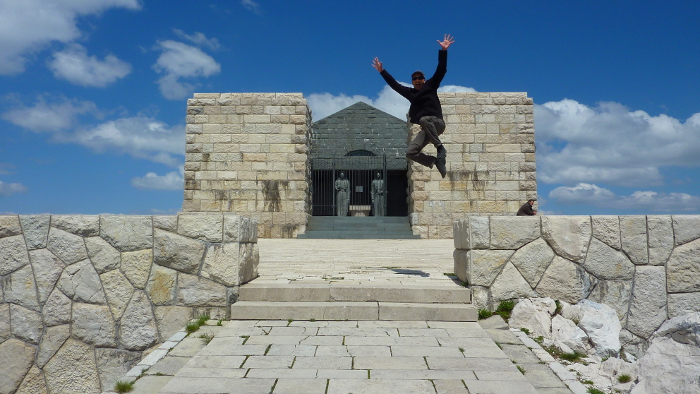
[
  {"left": 0, "top": 304, "right": 9, "bottom": 343},
  {"left": 551, "top": 315, "right": 590, "bottom": 354},
  {"left": 583, "top": 238, "right": 635, "bottom": 280},
  {"left": 19, "top": 215, "right": 50, "bottom": 250},
  {"left": 620, "top": 216, "right": 648, "bottom": 265},
  {"left": 119, "top": 290, "right": 159, "bottom": 350},
  {"left": 489, "top": 216, "right": 540, "bottom": 249},
  {"left": 47, "top": 227, "right": 88, "bottom": 265},
  {"left": 466, "top": 249, "right": 513, "bottom": 287},
  {"left": 666, "top": 238, "right": 700, "bottom": 293},
  {"left": 146, "top": 265, "right": 177, "bottom": 305},
  {"left": 43, "top": 288, "right": 72, "bottom": 326},
  {"left": 509, "top": 298, "right": 554, "bottom": 338},
  {"left": 667, "top": 293, "right": 700, "bottom": 319},
  {"left": 121, "top": 249, "right": 152, "bottom": 289},
  {"left": 587, "top": 280, "right": 633, "bottom": 321},
  {"left": 177, "top": 273, "right": 228, "bottom": 307},
  {"left": 57, "top": 259, "right": 106, "bottom": 304},
  {"left": 100, "top": 215, "right": 153, "bottom": 252},
  {"left": 4, "top": 265, "right": 39, "bottom": 311},
  {"left": 627, "top": 266, "right": 667, "bottom": 339},
  {"left": 647, "top": 215, "right": 674, "bottom": 266},
  {"left": 578, "top": 300, "right": 621, "bottom": 357},
  {"left": 72, "top": 303, "right": 117, "bottom": 347},
  {"left": 541, "top": 215, "right": 591, "bottom": 263},
  {"left": 101, "top": 269, "right": 134, "bottom": 320},
  {"left": 153, "top": 229, "right": 205, "bottom": 274},
  {"left": 0, "top": 215, "right": 22, "bottom": 238},
  {"left": 509, "top": 237, "right": 555, "bottom": 287},
  {"left": 653, "top": 312, "right": 700, "bottom": 347},
  {"left": 591, "top": 216, "right": 621, "bottom": 250},
  {"left": 85, "top": 236, "right": 120, "bottom": 273},
  {"left": 0, "top": 234, "right": 30, "bottom": 276},
  {"left": 671, "top": 215, "right": 700, "bottom": 246},
  {"left": 177, "top": 213, "right": 223, "bottom": 242},
  {"left": 536, "top": 256, "right": 595, "bottom": 304},
  {"left": 632, "top": 336, "right": 700, "bottom": 394},
  {"left": 201, "top": 243, "right": 241, "bottom": 287},
  {"left": 95, "top": 348, "right": 143, "bottom": 391},
  {"left": 29, "top": 249, "right": 65, "bottom": 304},
  {"left": 51, "top": 215, "right": 99, "bottom": 237},
  {"left": 489, "top": 262, "right": 537, "bottom": 303},
  {"left": 16, "top": 364, "right": 47, "bottom": 394}
]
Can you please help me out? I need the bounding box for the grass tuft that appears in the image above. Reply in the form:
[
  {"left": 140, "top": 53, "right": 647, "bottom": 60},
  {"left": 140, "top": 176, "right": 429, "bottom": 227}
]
[
  {"left": 617, "top": 374, "right": 632, "bottom": 383},
  {"left": 478, "top": 309, "right": 493, "bottom": 320},
  {"left": 199, "top": 332, "right": 214, "bottom": 345},
  {"left": 520, "top": 327, "right": 530, "bottom": 335},
  {"left": 495, "top": 300, "right": 516, "bottom": 321},
  {"left": 114, "top": 380, "right": 135, "bottom": 393},
  {"left": 587, "top": 388, "right": 605, "bottom": 394}
]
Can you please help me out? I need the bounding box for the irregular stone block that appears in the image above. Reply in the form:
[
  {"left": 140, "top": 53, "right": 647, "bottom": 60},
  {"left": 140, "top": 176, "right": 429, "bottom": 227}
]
[
  {"left": 201, "top": 243, "right": 240, "bottom": 287},
  {"left": 16, "top": 365, "right": 47, "bottom": 394},
  {"left": 3, "top": 265, "right": 39, "bottom": 310},
  {"left": 453, "top": 249, "right": 468, "bottom": 283},
  {"left": 51, "top": 215, "right": 99, "bottom": 237},
  {"left": 85, "top": 236, "right": 120, "bottom": 273},
  {"left": 225, "top": 215, "right": 258, "bottom": 243},
  {"left": 0, "top": 338, "right": 36, "bottom": 394},
  {"left": 578, "top": 300, "right": 621, "bottom": 357},
  {"left": 552, "top": 315, "right": 590, "bottom": 354},
  {"left": 37, "top": 324, "right": 69, "bottom": 367},
  {"left": 100, "top": 215, "right": 153, "bottom": 252},
  {"left": 536, "top": 256, "right": 595, "bottom": 304},
  {"left": 153, "top": 229, "right": 205, "bottom": 274},
  {"left": 467, "top": 216, "right": 490, "bottom": 249},
  {"left": 672, "top": 215, "right": 700, "bottom": 246},
  {"left": 627, "top": 266, "right": 667, "bottom": 339},
  {"left": 0, "top": 234, "right": 30, "bottom": 275},
  {"left": 43, "top": 288, "right": 72, "bottom": 326},
  {"left": 121, "top": 249, "right": 152, "bottom": 289},
  {"left": 583, "top": 238, "right": 635, "bottom": 280},
  {"left": 466, "top": 249, "right": 513, "bottom": 287},
  {"left": 587, "top": 280, "right": 633, "bottom": 321},
  {"left": 95, "top": 348, "right": 142, "bottom": 391},
  {"left": 100, "top": 269, "right": 134, "bottom": 320},
  {"left": 44, "top": 339, "right": 100, "bottom": 394},
  {"left": 177, "top": 213, "right": 223, "bottom": 242},
  {"left": 29, "top": 249, "right": 65, "bottom": 304},
  {"left": 489, "top": 262, "right": 537, "bottom": 302},
  {"left": 119, "top": 290, "right": 159, "bottom": 350},
  {"left": 72, "top": 303, "right": 117, "bottom": 347},
  {"left": 509, "top": 237, "right": 555, "bottom": 287},
  {"left": 146, "top": 265, "right": 177, "bottom": 305},
  {"left": 668, "top": 292, "right": 700, "bottom": 318},
  {"left": 647, "top": 215, "right": 674, "bottom": 266},
  {"left": 667, "top": 238, "right": 700, "bottom": 292},
  {"left": 489, "top": 216, "right": 540, "bottom": 249},
  {"left": 240, "top": 242, "right": 259, "bottom": 284},
  {"left": 634, "top": 335, "right": 700, "bottom": 394},
  {"left": 57, "top": 259, "right": 107, "bottom": 304},
  {"left": 47, "top": 227, "right": 88, "bottom": 265},
  {"left": 620, "top": 216, "right": 648, "bottom": 265},
  {"left": 154, "top": 306, "right": 192, "bottom": 341},
  {"left": 153, "top": 215, "right": 178, "bottom": 232},
  {"left": 591, "top": 216, "right": 621, "bottom": 250},
  {"left": 542, "top": 216, "right": 591, "bottom": 263},
  {"left": 0, "top": 215, "right": 22, "bottom": 238},
  {"left": 453, "top": 219, "right": 468, "bottom": 249},
  {"left": 177, "top": 273, "right": 228, "bottom": 307},
  {"left": 509, "top": 298, "right": 555, "bottom": 338},
  {"left": 19, "top": 215, "right": 50, "bottom": 250},
  {"left": 10, "top": 304, "right": 42, "bottom": 344},
  {"left": 0, "top": 303, "right": 9, "bottom": 343}
]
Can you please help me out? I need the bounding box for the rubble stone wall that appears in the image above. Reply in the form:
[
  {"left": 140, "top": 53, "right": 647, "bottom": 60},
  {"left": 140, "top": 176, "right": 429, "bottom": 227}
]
[
  {"left": 0, "top": 213, "right": 258, "bottom": 394},
  {"left": 454, "top": 215, "right": 700, "bottom": 351}
]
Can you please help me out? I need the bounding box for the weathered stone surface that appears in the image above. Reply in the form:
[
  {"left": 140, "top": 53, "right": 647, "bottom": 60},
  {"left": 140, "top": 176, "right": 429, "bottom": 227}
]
[
  {"left": 3, "top": 265, "right": 40, "bottom": 310},
  {"left": 632, "top": 335, "right": 700, "bottom": 394},
  {"left": 44, "top": 339, "right": 100, "bottom": 394},
  {"left": 121, "top": 249, "right": 152, "bottom": 289},
  {"left": 509, "top": 237, "right": 555, "bottom": 287},
  {"left": 85, "top": 236, "right": 120, "bottom": 273},
  {"left": 19, "top": 215, "right": 50, "bottom": 250},
  {"left": 0, "top": 303, "right": 10, "bottom": 343},
  {"left": 51, "top": 215, "right": 99, "bottom": 237},
  {"left": 153, "top": 215, "right": 178, "bottom": 231},
  {"left": 536, "top": 256, "right": 595, "bottom": 304},
  {"left": 240, "top": 242, "right": 259, "bottom": 284},
  {"left": 654, "top": 312, "right": 700, "bottom": 346},
  {"left": 0, "top": 215, "right": 22, "bottom": 238},
  {"left": 489, "top": 262, "right": 537, "bottom": 302},
  {"left": 47, "top": 227, "right": 88, "bottom": 265},
  {"left": 95, "top": 348, "right": 143, "bottom": 391},
  {"left": 470, "top": 286, "right": 490, "bottom": 311},
  {"left": 591, "top": 216, "right": 621, "bottom": 250},
  {"left": 72, "top": 303, "right": 117, "bottom": 347},
  {"left": 668, "top": 292, "right": 700, "bottom": 318},
  {"left": 154, "top": 306, "right": 192, "bottom": 341},
  {"left": 453, "top": 249, "right": 468, "bottom": 283},
  {"left": 453, "top": 219, "right": 468, "bottom": 249},
  {"left": 628, "top": 266, "right": 667, "bottom": 339},
  {"left": 201, "top": 243, "right": 240, "bottom": 286},
  {"left": 672, "top": 215, "right": 700, "bottom": 246},
  {"left": 37, "top": 324, "right": 69, "bottom": 367},
  {"left": 177, "top": 273, "right": 228, "bottom": 307},
  {"left": 0, "top": 338, "right": 36, "bottom": 394},
  {"left": 466, "top": 249, "right": 513, "bottom": 287},
  {"left": 666, "top": 237, "right": 700, "bottom": 292},
  {"left": 119, "top": 290, "right": 158, "bottom": 350},
  {"left": 467, "top": 216, "right": 490, "bottom": 249},
  {"left": 224, "top": 214, "right": 257, "bottom": 242},
  {"left": 619, "top": 328, "right": 647, "bottom": 359},
  {"left": 146, "top": 265, "right": 177, "bottom": 305},
  {"left": 43, "top": 288, "right": 72, "bottom": 326},
  {"left": 100, "top": 268, "right": 134, "bottom": 320},
  {"left": 578, "top": 300, "right": 621, "bottom": 357},
  {"left": 509, "top": 298, "right": 555, "bottom": 338},
  {"left": 620, "top": 216, "right": 648, "bottom": 265},
  {"left": 647, "top": 215, "right": 674, "bottom": 266},
  {"left": 490, "top": 216, "right": 540, "bottom": 250},
  {"left": 177, "top": 213, "right": 223, "bottom": 242},
  {"left": 153, "top": 229, "right": 205, "bottom": 274},
  {"left": 10, "top": 304, "right": 42, "bottom": 344},
  {"left": 16, "top": 365, "right": 47, "bottom": 394},
  {"left": 57, "top": 259, "right": 106, "bottom": 304},
  {"left": 587, "top": 280, "right": 633, "bottom": 321},
  {"left": 100, "top": 215, "right": 153, "bottom": 252},
  {"left": 29, "top": 249, "right": 65, "bottom": 303},
  {"left": 0, "top": 234, "right": 30, "bottom": 275},
  {"left": 551, "top": 315, "right": 591, "bottom": 354},
  {"left": 541, "top": 216, "right": 591, "bottom": 262},
  {"left": 583, "top": 238, "right": 635, "bottom": 280}
]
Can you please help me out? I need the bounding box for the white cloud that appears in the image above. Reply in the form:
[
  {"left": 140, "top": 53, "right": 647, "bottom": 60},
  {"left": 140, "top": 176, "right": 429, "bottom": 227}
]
[
  {"left": 153, "top": 40, "right": 221, "bottom": 100},
  {"left": 173, "top": 29, "right": 220, "bottom": 51},
  {"left": 131, "top": 171, "right": 183, "bottom": 190},
  {"left": 1, "top": 95, "right": 98, "bottom": 132},
  {"left": 307, "top": 93, "right": 373, "bottom": 121},
  {"left": 0, "top": 0, "right": 140, "bottom": 74},
  {"left": 241, "top": 0, "right": 262, "bottom": 14},
  {"left": 0, "top": 180, "right": 28, "bottom": 196},
  {"left": 535, "top": 100, "right": 700, "bottom": 187},
  {"left": 549, "top": 183, "right": 700, "bottom": 212},
  {"left": 48, "top": 44, "right": 131, "bottom": 87}
]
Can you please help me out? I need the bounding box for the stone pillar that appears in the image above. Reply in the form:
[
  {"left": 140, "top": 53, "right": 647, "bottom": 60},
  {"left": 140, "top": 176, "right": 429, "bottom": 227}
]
[
  {"left": 182, "top": 93, "right": 312, "bottom": 238},
  {"left": 408, "top": 92, "right": 537, "bottom": 238}
]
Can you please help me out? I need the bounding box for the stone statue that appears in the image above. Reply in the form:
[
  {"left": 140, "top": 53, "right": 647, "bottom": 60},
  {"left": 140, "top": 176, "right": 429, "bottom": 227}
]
[
  {"left": 371, "top": 171, "right": 385, "bottom": 216},
  {"left": 335, "top": 171, "right": 350, "bottom": 216}
]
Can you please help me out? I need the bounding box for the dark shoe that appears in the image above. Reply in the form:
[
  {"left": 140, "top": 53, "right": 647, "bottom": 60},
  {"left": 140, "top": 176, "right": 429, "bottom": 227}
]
[
  {"left": 435, "top": 157, "right": 447, "bottom": 178},
  {"left": 437, "top": 145, "right": 447, "bottom": 159}
]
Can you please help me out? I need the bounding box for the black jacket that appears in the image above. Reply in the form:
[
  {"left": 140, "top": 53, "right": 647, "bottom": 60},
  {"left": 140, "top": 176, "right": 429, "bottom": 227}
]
[
  {"left": 380, "top": 50, "right": 447, "bottom": 124},
  {"left": 516, "top": 202, "right": 536, "bottom": 216}
]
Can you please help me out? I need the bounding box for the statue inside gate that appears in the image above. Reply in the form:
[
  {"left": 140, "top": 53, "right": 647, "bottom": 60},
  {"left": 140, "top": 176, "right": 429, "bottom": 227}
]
[
  {"left": 371, "top": 171, "right": 385, "bottom": 216},
  {"left": 335, "top": 172, "right": 350, "bottom": 216}
]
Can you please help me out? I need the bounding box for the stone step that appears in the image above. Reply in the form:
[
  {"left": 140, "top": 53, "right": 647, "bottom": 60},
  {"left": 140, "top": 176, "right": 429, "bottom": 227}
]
[
  {"left": 297, "top": 231, "right": 420, "bottom": 239},
  {"left": 299, "top": 216, "right": 419, "bottom": 239},
  {"left": 230, "top": 301, "right": 478, "bottom": 322},
  {"left": 307, "top": 222, "right": 412, "bottom": 231},
  {"left": 239, "top": 283, "right": 471, "bottom": 303}
]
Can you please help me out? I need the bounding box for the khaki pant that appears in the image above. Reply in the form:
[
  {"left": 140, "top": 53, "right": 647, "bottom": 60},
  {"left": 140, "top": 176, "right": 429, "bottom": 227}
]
[{"left": 406, "top": 116, "right": 445, "bottom": 168}]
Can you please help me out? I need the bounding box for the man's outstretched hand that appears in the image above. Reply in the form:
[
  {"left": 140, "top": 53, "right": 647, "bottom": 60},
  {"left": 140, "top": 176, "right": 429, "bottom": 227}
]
[
  {"left": 438, "top": 34, "right": 455, "bottom": 50},
  {"left": 372, "top": 57, "right": 383, "bottom": 72}
]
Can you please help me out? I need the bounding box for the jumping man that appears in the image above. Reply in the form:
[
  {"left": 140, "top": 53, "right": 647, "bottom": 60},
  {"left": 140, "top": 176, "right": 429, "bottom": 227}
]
[{"left": 372, "top": 34, "right": 455, "bottom": 178}]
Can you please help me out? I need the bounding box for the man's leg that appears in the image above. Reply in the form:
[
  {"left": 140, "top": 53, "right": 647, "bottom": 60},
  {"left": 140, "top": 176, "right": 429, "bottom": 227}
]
[
  {"left": 406, "top": 129, "right": 436, "bottom": 168},
  {"left": 419, "top": 116, "right": 447, "bottom": 178}
]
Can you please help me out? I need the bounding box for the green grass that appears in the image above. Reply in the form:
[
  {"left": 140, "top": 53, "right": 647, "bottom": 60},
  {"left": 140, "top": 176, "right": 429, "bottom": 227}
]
[
  {"left": 495, "top": 300, "right": 516, "bottom": 321},
  {"left": 478, "top": 309, "right": 493, "bottom": 320},
  {"left": 560, "top": 351, "right": 585, "bottom": 362},
  {"left": 458, "top": 347, "right": 465, "bottom": 353},
  {"left": 618, "top": 374, "right": 632, "bottom": 383},
  {"left": 517, "top": 365, "right": 525, "bottom": 374},
  {"left": 582, "top": 380, "right": 594, "bottom": 385},
  {"left": 520, "top": 327, "right": 530, "bottom": 335},
  {"left": 199, "top": 332, "right": 214, "bottom": 345},
  {"left": 217, "top": 319, "right": 223, "bottom": 326},
  {"left": 587, "top": 388, "right": 605, "bottom": 394},
  {"left": 114, "top": 380, "right": 135, "bottom": 393},
  {"left": 185, "top": 315, "right": 211, "bottom": 335},
  {"left": 554, "top": 299, "right": 562, "bottom": 315}
]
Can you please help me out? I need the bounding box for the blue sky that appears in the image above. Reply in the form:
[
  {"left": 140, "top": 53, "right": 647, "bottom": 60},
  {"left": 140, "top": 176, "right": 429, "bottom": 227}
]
[{"left": 1, "top": 0, "right": 699, "bottom": 215}]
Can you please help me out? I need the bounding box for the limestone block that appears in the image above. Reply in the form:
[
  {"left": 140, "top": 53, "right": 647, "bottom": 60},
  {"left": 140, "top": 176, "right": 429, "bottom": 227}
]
[
  {"left": 121, "top": 249, "right": 152, "bottom": 289},
  {"left": 489, "top": 262, "right": 537, "bottom": 302},
  {"left": 0, "top": 234, "right": 30, "bottom": 275},
  {"left": 583, "top": 238, "right": 635, "bottom": 280},
  {"left": 453, "top": 220, "right": 468, "bottom": 249},
  {"left": 177, "top": 273, "right": 228, "bottom": 307},
  {"left": 100, "top": 215, "right": 153, "bottom": 252},
  {"left": 620, "top": 216, "right": 648, "bottom": 265},
  {"left": 552, "top": 315, "right": 590, "bottom": 354},
  {"left": 509, "top": 298, "right": 555, "bottom": 338},
  {"left": 72, "top": 303, "right": 117, "bottom": 347},
  {"left": 57, "top": 259, "right": 107, "bottom": 304},
  {"left": 177, "top": 213, "right": 223, "bottom": 242},
  {"left": 29, "top": 249, "right": 65, "bottom": 303},
  {"left": 0, "top": 338, "right": 36, "bottom": 394},
  {"left": 542, "top": 216, "right": 591, "bottom": 263},
  {"left": 0, "top": 303, "right": 9, "bottom": 343},
  {"left": 467, "top": 216, "right": 490, "bottom": 249},
  {"left": 668, "top": 293, "right": 700, "bottom": 318},
  {"left": 470, "top": 286, "right": 490, "bottom": 310},
  {"left": 509, "top": 238, "right": 555, "bottom": 287},
  {"left": 85, "top": 236, "right": 120, "bottom": 273},
  {"left": 0, "top": 215, "right": 22, "bottom": 238},
  {"left": 489, "top": 216, "right": 540, "bottom": 249},
  {"left": 51, "top": 215, "right": 99, "bottom": 237},
  {"left": 10, "top": 303, "right": 42, "bottom": 344},
  {"left": 633, "top": 335, "right": 700, "bottom": 394},
  {"left": 43, "top": 288, "right": 72, "bottom": 326},
  {"left": 153, "top": 229, "right": 205, "bottom": 274},
  {"left": 587, "top": 280, "right": 632, "bottom": 321},
  {"left": 3, "top": 265, "right": 40, "bottom": 310},
  {"left": 95, "top": 348, "right": 142, "bottom": 391},
  {"left": 19, "top": 215, "right": 50, "bottom": 250},
  {"left": 466, "top": 249, "right": 513, "bottom": 287},
  {"left": 672, "top": 215, "right": 700, "bottom": 245},
  {"left": 578, "top": 300, "right": 621, "bottom": 357},
  {"left": 154, "top": 306, "right": 192, "bottom": 341},
  {"left": 48, "top": 227, "right": 90, "bottom": 266},
  {"left": 44, "top": 339, "right": 100, "bottom": 394},
  {"left": 453, "top": 249, "right": 468, "bottom": 283},
  {"left": 666, "top": 237, "right": 700, "bottom": 293},
  {"left": 15, "top": 365, "right": 47, "bottom": 394},
  {"left": 37, "top": 324, "right": 69, "bottom": 367},
  {"left": 99, "top": 268, "right": 133, "bottom": 321},
  {"left": 153, "top": 215, "right": 178, "bottom": 232},
  {"left": 536, "top": 256, "right": 595, "bottom": 304},
  {"left": 146, "top": 265, "right": 177, "bottom": 305},
  {"left": 119, "top": 290, "right": 159, "bottom": 350},
  {"left": 627, "top": 266, "right": 667, "bottom": 338},
  {"left": 647, "top": 215, "right": 674, "bottom": 266},
  {"left": 591, "top": 216, "right": 621, "bottom": 250}
]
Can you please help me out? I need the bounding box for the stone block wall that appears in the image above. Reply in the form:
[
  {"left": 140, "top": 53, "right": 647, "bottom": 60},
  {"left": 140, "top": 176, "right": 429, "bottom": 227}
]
[
  {"left": 0, "top": 213, "right": 258, "bottom": 394},
  {"left": 182, "top": 93, "right": 312, "bottom": 238},
  {"left": 409, "top": 92, "right": 536, "bottom": 239},
  {"left": 453, "top": 215, "right": 700, "bottom": 353}
]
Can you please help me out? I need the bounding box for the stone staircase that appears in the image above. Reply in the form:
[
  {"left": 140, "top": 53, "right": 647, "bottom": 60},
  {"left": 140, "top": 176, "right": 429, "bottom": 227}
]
[{"left": 296, "top": 216, "right": 420, "bottom": 239}]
